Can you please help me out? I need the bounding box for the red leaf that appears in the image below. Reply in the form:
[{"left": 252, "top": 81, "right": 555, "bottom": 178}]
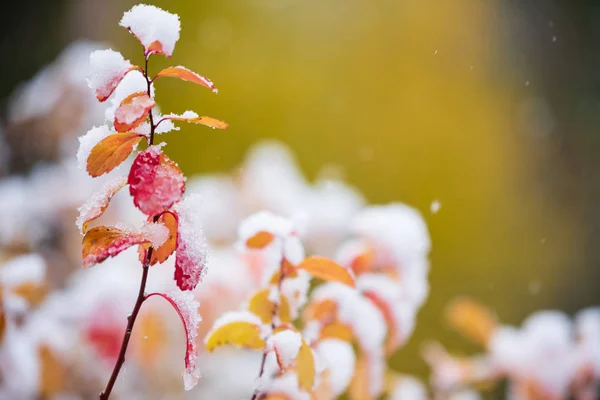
[
  {"left": 155, "top": 66, "right": 218, "bottom": 93},
  {"left": 145, "top": 291, "right": 201, "bottom": 390},
  {"left": 128, "top": 147, "right": 185, "bottom": 216},
  {"left": 114, "top": 92, "right": 155, "bottom": 132},
  {"left": 172, "top": 198, "right": 207, "bottom": 291},
  {"left": 82, "top": 226, "right": 149, "bottom": 268},
  {"left": 86, "top": 132, "right": 144, "bottom": 177}
]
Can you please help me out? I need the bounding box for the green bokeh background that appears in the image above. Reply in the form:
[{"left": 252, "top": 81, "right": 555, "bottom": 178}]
[{"left": 3, "top": 0, "right": 600, "bottom": 378}]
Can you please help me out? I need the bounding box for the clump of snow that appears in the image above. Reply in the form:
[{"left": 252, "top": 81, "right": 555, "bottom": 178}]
[
  {"left": 259, "top": 372, "right": 310, "bottom": 400},
  {"left": 76, "top": 176, "right": 127, "bottom": 233},
  {"left": 350, "top": 203, "right": 430, "bottom": 273},
  {"left": 311, "top": 282, "right": 386, "bottom": 352},
  {"left": 283, "top": 235, "right": 305, "bottom": 265},
  {"left": 120, "top": 4, "right": 181, "bottom": 57},
  {"left": 87, "top": 49, "right": 133, "bottom": 102},
  {"left": 388, "top": 375, "right": 428, "bottom": 400},
  {"left": 280, "top": 270, "right": 311, "bottom": 319},
  {"left": 269, "top": 330, "right": 302, "bottom": 370},
  {"left": 76, "top": 125, "right": 112, "bottom": 173},
  {"left": 141, "top": 221, "right": 170, "bottom": 248},
  {"left": 315, "top": 339, "right": 356, "bottom": 396},
  {"left": 239, "top": 211, "right": 295, "bottom": 243},
  {"left": 154, "top": 118, "right": 179, "bottom": 134},
  {"left": 173, "top": 195, "right": 208, "bottom": 291}
]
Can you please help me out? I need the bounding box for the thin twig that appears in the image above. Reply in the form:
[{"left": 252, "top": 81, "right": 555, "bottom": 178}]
[
  {"left": 99, "top": 55, "right": 157, "bottom": 400},
  {"left": 250, "top": 254, "right": 287, "bottom": 400}
]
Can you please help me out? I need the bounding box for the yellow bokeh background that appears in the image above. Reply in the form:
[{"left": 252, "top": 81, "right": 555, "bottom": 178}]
[{"left": 103, "top": 0, "right": 587, "bottom": 375}]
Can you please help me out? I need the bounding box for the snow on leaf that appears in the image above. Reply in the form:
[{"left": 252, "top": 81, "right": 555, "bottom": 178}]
[
  {"left": 113, "top": 91, "right": 155, "bottom": 132},
  {"left": 248, "top": 288, "right": 292, "bottom": 325},
  {"left": 297, "top": 256, "right": 355, "bottom": 287},
  {"left": 154, "top": 66, "right": 218, "bottom": 93},
  {"left": 76, "top": 176, "right": 127, "bottom": 234},
  {"left": 205, "top": 311, "right": 265, "bottom": 351},
  {"left": 120, "top": 4, "right": 181, "bottom": 57},
  {"left": 246, "top": 231, "right": 275, "bottom": 249},
  {"left": 82, "top": 226, "right": 150, "bottom": 268},
  {"left": 87, "top": 132, "right": 144, "bottom": 177},
  {"left": 87, "top": 49, "right": 134, "bottom": 102},
  {"left": 163, "top": 111, "right": 228, "bottom": 130},
  {"left": 315, "top": 339, "right": 356, "bottom": 396},
  {"left": 143, "top": 211, "right": 178, "bottom": 265},
  {"left": 77, "top": 125, "right": 112, "bottom": 172},
  {"left": 269, "top": 330, "right": 302, "bottom": 370},
  {"left": 445, "top": 297, "right": 498, "bottom": 346},
  {"left": 173, "top": 195, "right": 208, "bottom": 291},
  {"left": 128, "top": 146, "right": 185, "bottom": 216},
  {"left": 145, "top": 291, "right": 201, "bottom": 391},
  {"left": 296, "top": 340, "right": 316, "bottom": 391}
]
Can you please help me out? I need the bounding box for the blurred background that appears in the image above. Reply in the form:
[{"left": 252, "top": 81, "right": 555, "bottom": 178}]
[{"left": 1, "top": 0, "right": 599, "bottom": 382}]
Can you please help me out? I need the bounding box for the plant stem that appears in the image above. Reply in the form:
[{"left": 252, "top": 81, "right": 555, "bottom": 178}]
[
  {"left": 99, "top": 56, "right": 157, "bottom": 400},
  {"left": 250, "top": 255, "right": 287, "bottom": 400}
]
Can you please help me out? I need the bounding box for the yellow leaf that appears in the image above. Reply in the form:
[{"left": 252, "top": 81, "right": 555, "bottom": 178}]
[
  {"left": 296, "top": 341, "right": 316, "bottom": 391},
  {"left": 87, "top": 132, "right": 143, "bottom": 177},
  {"left": 446, "top": 297, "right": 497, "bottom": 346},
  {"left": 297, "top": 256, "right": 355, "bottom": 287},
  {"left": 12, "top": 282, "right": 47, "bottom": 307},
  {"left": 205, "top": 321, "right": 265, "bottom": 351},
  {"left": 320, "top": 322, "right": 353, "bottom": 342},
  {"left": 248, "top": 289, "right": 292, "bottom": 325},
  {"left": 246, "top": 231, "right": 275, "bottom": 249}
]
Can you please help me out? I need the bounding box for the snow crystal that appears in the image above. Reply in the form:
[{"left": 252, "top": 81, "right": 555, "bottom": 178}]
[
  {"left": 239, "top": 211, "right": 295, "bottom": 244},
  {"left": 312, "top": 282, "right": 386, "bottom": 351},
  {"left": 173, "top": 195, "right": 209, "bottom": 291},
  {"left": 87, "top": 49, "right": 133, "bottom": 102},
  {"left": 76, "top": 176, "right": 127, "bottom": 233},
  {"left": 315, "top": 339, "right": 356, "bottom": 396},
  {"left": 120, "top": 4, "right": 181, "bottom": 57},
  {"left": 76, "top": 125, "right": 112, "bottom": 173},
  {"left": 430, "top": 199, "right": 441, "bottom": 214},
  {"left": 269, "top": 330, "right": 302, "bottom": 369}
]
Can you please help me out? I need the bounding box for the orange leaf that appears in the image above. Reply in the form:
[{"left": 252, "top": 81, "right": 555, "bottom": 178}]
[
  {"left": 303, "top": 299, "right": 337, "bottom": 323},
  {"left": 114, "top": 91, "right": 155, "bottom": 132},
  {"left": 0, "top": 300, "right": 5, "bottom": 344},
  {"left": 297, "top": 256, "right": 355, "bottom": 287},
  {"left": 320, "top": 322, "right": 354, "bottom": 342},
  {"left": 248, "top": 289, "right": 291, "bottom": 324},
  {"left": 87, "top": 132, "right": 143, "bottom": 177},
  {"left": 155, "top": 66, "right": 218, "bottom": 93},
  {"left": 296, "top": 341, "right": 316, "bottom": 391},
  {"left": 205, "top": 321, "right": 265, "bottom": 351},
  {"left": 82, "top": 226, "right": 149, "bottom": 268},
  {"left": 348, "top": 355, "right": 371, "bottom": 400},
  {"left": 166, "top": 114, "right": 228, "bottom": 130},
  {"left": 39, "top": 345, "right": 65, "bottom": 398},
  {"left": 446, "top": 297, "right": 498, "bottom": 346},
  {"left": 149, "top": 212, "right": 178, "bottom": 265},
  {"left": 12, "top": 282, "right": 47, "bottom": 307},
  {"left": 77, "top": 176, "right": 127, "bottom": 234},
  {"left": 246, "top": 231, "right": 275, "bottom": 249}
]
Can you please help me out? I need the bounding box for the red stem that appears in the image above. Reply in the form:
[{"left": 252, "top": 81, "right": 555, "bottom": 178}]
[{"left": 98, "top": 56, "right": 157, "bottom": 400}]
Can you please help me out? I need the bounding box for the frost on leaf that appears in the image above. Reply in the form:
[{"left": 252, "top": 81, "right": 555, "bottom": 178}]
[
  {"left": 76, "top": 176, "right": 127, "bottom": 233},
  {"left": 173, "top": 196, "right": 208, "bottom": 290},
  {"left": 155, "top": 66, "right": 218, "bottom": 93},
  {"left": 114, "top": 91, "right": 155, "bottom": 132},
  {"left": 297, "top": 256, "right": 355, "bottom": 287},
  {"left": 248, "top": 288, "right": 292, "bottom": 325},
  {"left": 120, "top": 4, "right": 181, "bottom": 57},
  {"left": 77, "top": 125, "right": 112, "bottom": 172},
  {"left": 87, "top": 132, "right": 144, "bottom": 177},
  {"left": 164, "top": 111, "right": 228, "bottom": 130},
  {"left": 205, "top": 311, "right": 266, "bottom": 351},
  {"left": 269, "top": 330, "right": 302, "bottom": 370},
  {"left": 145, "top": 291, "right": 201, "bottom": 391},
  {"left": 128, "top": 146, "right": 185, "bottom": 216},
  {"left": 82, "top": 226, "right": 151, "bottom": 268},
  {"left": 139, "top": 211, "right": 178, "bottom": 265},
  {"left": 88, "top": 49, "right": 134, "bottom": 102}
]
